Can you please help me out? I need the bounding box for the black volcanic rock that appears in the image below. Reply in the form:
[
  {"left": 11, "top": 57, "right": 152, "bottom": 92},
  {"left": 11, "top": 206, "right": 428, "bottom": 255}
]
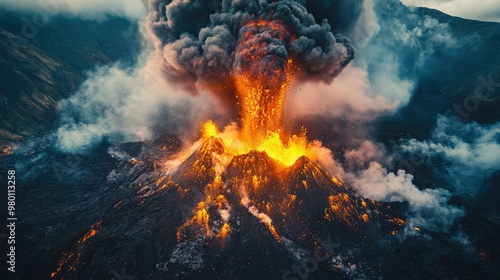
[
  {"left": 172, "top": 137, "right": 225, "bottom": 189},
  {"left": 279, "top": 156, "right": 389, "bottom": 244},
  {"left": 282, "top": 155, "right": 349, "bottom": 203},
  {"left": 16, "top": 136, "right": 472, "bottom": 280},
  {"left": 225, "top": 150, "right": 286, "bottom": 214}
]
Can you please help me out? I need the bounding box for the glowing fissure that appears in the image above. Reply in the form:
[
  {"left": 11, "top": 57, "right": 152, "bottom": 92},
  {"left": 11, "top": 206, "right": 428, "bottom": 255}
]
[{"left": 51, "top": 221, "right": 102, "bottom": 278}]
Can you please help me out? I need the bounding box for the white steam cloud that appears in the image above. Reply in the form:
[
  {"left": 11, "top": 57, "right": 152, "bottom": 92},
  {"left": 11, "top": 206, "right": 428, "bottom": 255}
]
[
  {"left": 56, "top": 51, "right": 221, "bottom": 152},
  {"left": 400, "top": 116, "right": 500, "bottom": 194},
  {"left": 0, "top": 0, "right": 146, "bottom": 20},
  {"left": 349, "top": 162, "right": 464, "bottom": 231},
  {"left": 336, "top": 115, "right": 500, "bottom": 232}
]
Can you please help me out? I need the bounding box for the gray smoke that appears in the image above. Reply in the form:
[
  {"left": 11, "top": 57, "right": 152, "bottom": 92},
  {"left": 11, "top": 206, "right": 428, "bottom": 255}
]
[{"left": 145, "top": 0, "right": 356, "bottom": 108}]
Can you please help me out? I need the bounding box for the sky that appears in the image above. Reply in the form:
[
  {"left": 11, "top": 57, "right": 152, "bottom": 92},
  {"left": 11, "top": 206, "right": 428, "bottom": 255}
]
[
  {"left": 0, "top": 0, "right": 498, "bottom": 22},
  {"left": 400, "top": 0, "right": 500, "bottom": 22},
  {"left": 0, "top": 0, "right": 146, "bottom": 20}
]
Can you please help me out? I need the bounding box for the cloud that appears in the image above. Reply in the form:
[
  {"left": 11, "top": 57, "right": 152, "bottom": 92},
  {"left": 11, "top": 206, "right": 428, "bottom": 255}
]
[
  {"left": 400, "top": 0, "right": 500, "bottom": 22},
  {"left": 348, "top": 115, "right": 500, "bottom": 231},
  {"left": 56, "top": 51, "right": 222, "bottom": 152},
  {"left": 286, "top": 2, "right": 457, "bottom": 124},
  {"left": 0, "top": 0, "right": 146, "bottom": 20},
  {"left": 399, "top": 116, "right": 500, "bottom": 194},
  {"left": 285, "top": 65, "right": 401, "bottom": 121},
  {"left": 305, "top": 133, "right": 464, "bottom": 232},
  {"left": 349, "top": 162, "right": 464, "bottom": 231}
]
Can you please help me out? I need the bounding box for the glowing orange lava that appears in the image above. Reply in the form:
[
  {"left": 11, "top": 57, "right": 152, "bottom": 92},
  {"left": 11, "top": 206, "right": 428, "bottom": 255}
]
[
  {"left": 232, "top": 18, "right": 298, "bottom": 144},
  {"left": 195, "top": 18, "right": 312, "bottom": 166},
  {"left": 51, "top": 221, "right": 102, "bottom": 278},
  {"left": 1, "top": 146, "right": 12, "bottom": 156}
]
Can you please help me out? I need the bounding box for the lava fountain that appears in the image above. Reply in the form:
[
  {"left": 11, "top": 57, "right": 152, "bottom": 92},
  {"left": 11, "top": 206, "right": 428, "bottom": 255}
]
[
  {"left": 233, "top": 19, "right": 294, "bottom": 143},
  {"left": 200, "top": 17, "right": 309, "bottom": 167},
  {"left": 146, "top": 0, "right": 357, "bottom": 166}
]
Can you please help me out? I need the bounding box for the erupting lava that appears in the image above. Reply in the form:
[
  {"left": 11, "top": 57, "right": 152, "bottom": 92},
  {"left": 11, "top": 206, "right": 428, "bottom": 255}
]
[
  {"left": 198, "top": 18, "right": 312, "bottom": 167},
  {"left": 167, "top": 16, "right": 395, "bottom": 249},
  {"left": 233, "top": 19, "right": 296, "bottom": 143},
  {"left": 201, "top": 120, "right": 311, "bottom": 167}
]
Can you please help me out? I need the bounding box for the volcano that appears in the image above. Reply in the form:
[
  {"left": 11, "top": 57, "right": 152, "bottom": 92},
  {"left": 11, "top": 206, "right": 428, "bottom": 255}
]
[{"left": 49, "top": 136, "right": 406, "bottom": 280}]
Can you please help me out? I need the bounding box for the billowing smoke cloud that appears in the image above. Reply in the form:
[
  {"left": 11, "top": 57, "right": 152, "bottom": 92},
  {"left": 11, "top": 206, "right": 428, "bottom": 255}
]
[
  {"left": 400, "top": 116, "right": 500, "bottom": 194},
  {"left": 350, "top": 162, "right": 464, "bottom": 232},
  {"left": 286, "top": 0, "right": 456, "bottom": 125},
  {"left": 145, "top": 0, "right": 356, "bottom": 109},
  {"left": 321, "top": 115, "right": 500, "bottom": 232},
  {"left": 350, "top": 115, "right": 500, "bottom": 231},
  {"left": 308, "top": 135, "right": 465, "bottom": 232},
  {"left": 56, "top": 52, "right": 224, "bottom": 152},
  {"left": 0, "top": 0, "right": 146, "bottom": 20}
]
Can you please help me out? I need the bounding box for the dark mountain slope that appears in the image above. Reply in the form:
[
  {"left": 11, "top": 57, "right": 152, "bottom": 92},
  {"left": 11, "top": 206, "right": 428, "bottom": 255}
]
[{"left": 0, "top": 12, "right": 141, "bottom": 143}]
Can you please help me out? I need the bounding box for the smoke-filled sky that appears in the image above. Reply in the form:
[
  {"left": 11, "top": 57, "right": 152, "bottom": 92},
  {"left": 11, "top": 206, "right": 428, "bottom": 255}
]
[{"left": 145, "top": 0, "right": 357, "bottom": 111}]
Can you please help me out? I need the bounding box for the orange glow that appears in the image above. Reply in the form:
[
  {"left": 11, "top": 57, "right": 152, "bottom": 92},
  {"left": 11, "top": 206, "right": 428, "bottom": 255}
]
[
  {"left": 232, "top": 55, "right": 295, "bottom": 142},
  {"left": 51, "top": 221, "right": 101, "bottom": 278},
  {"left": 177, "top": 201, "right": 211, "bottom": 242},
  {"left": 1, "top": 146, "right": 12, "bottom": 155},
  {"left": 388, "top": 217, "right": 407, "bottom": 226},
  {"left": 217, "top": 223, "right": 231, "bottom": 239},
  {"left": 332, "top": 177, "right": 343, "bottom": 187},
  {"left": 362, "top": 213, "right": 369, "bottom": 223},
  {"left": 191, "top": 18, "right": 304, "bottom": 166},
  {"left": 266, "top": 223, "right": 281, "bottom": 243},
  {"left": 192, "top": 18, "right": 310, "bottom": 166},
  {"left": 194, "top": 202, "right": 211, "bottom": 237},
  {"left": 197, "top": 121, "right": 311, "bottom": 167},
  {"left": 79, "top": 229, "right": 97, "bottom": 244},
  {"left": 201, "top": 119, "right": 219, "bottom": 140},
  {"left": 233, "top": 18, "right": 291, "bottom": 137}
]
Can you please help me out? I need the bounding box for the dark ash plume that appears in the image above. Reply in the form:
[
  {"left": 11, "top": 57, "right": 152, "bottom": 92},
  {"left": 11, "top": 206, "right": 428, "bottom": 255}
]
[{"left": 146, "top": 0, "right": 357, "bottom": 108}]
